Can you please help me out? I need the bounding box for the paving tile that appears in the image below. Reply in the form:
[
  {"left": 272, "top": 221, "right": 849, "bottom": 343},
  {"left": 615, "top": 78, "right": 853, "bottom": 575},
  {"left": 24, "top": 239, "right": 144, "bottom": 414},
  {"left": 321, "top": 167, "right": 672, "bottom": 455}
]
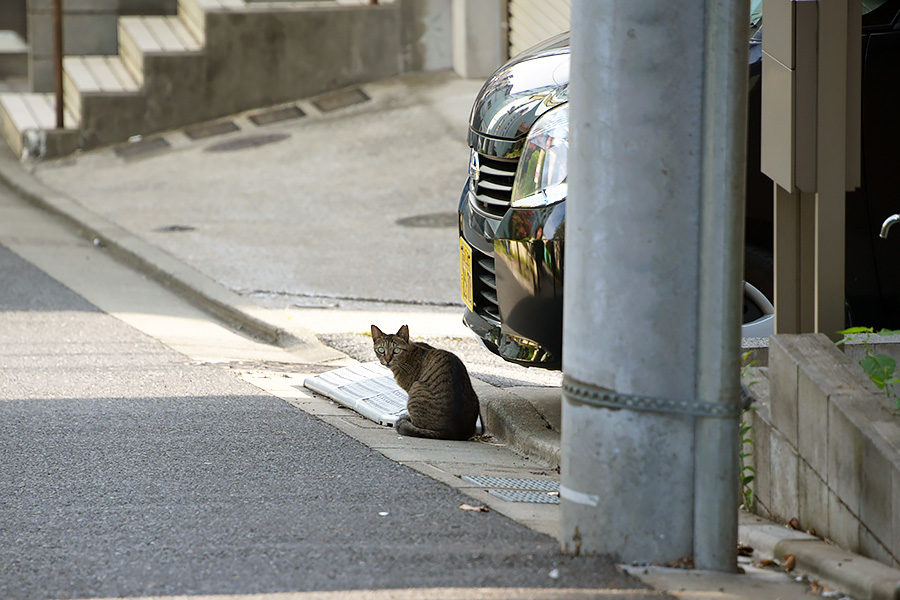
[
  {"left": 828, "top": 396, "right": 868, "bottom": 514},
  {"left": 861, "top": 435, "right": 894, "bottom": 553},
  {"left": 312, "top": 87, "right": 370, "bottom": 112},
  {"left": 798, "top": 366, "right": 830, "bottom": 477},
  {"left": 769, "top": 428, "right": 799, "bottom": 523},
  {"left": 768, "top": 335, "right": 800, "bottom": 447},
  {"left": 828, "top": 489, "right": 860, "bottom": 552},
  {"left": 750, "top": 408, "right": 772, "bottom": 511},
  {"left": 798, "top": 460, "right": 828, "bottom": 536}
]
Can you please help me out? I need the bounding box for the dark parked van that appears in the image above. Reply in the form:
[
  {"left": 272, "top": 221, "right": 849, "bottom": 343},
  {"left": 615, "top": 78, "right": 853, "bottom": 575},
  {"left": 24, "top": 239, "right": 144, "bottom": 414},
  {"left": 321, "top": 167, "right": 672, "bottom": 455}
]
[{"left": 458, "top": 2, "right": 900, "bottom": 369}]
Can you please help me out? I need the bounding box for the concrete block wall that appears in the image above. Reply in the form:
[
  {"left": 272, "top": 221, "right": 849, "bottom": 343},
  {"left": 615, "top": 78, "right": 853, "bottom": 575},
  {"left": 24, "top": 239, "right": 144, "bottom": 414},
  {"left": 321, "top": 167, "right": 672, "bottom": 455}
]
[
  {"left": 749, "top": 333, "right": 900, "bottom": 569},
  {"left": 198, "top": 6, "right": 403, "bottom": 119},
  {"left": 71, "top": 2, "right": 411, "bottom": 150},
  {"left": 6, "top": 0, "right": 457, "bottom": 156}
]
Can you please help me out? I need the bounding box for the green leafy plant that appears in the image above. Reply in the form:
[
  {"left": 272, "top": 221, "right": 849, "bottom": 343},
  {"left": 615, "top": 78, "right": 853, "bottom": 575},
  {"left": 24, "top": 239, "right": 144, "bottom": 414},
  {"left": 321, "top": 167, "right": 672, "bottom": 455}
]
[
  {"left": 836, "top": 327, "right": 900, "bottom": 409},
  {"left": 739, "top": 351, "right": 757, "bottom": 511},
  {"left": 739, "top": 417, "right": 755, "bottom": 511}
]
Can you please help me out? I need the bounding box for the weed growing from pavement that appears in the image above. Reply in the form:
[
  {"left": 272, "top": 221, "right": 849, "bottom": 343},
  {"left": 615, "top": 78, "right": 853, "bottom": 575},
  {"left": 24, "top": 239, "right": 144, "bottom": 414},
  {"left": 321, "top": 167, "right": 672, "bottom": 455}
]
[
  {"left": 837, "top": 327, "right": 900, "bottom": 410},
  {"left": 739, "top": 351, "right": 758, "bottom": 511}
]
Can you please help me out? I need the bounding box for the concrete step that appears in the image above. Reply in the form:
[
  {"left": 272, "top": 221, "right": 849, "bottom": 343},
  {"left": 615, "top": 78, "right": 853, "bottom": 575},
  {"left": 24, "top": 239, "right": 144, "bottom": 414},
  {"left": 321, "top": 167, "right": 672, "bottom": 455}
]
[
  {"left": 178, "top": 0, "right": 206, "bottom": 45},
  {"left": 63, "top": 56, "right": 141, "bottom": 117},
  {"left": 119, "top": 15, "right": 203, "bottom": 86},
  {"left": 1, "top": 10, "right": 210, "bottom": 158},
  {"left": 0, "top": 93, "right": 78, "bottom": 157},
  {"left": 1, "top": 0, "right": 405, "bottom": 158},
  {"left": 178, "top": 0, "right": 246, "bottom": 45}
]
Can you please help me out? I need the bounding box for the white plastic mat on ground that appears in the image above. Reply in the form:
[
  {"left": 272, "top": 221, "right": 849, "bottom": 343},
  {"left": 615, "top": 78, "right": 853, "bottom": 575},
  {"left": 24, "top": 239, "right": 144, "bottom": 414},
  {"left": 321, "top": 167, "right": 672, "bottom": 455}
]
[
  {"left": 304, "top": 362, "right": 408, "bottom": 426},
  {"left": 303, "top": 362, "right": 483, "bottom": 433}
]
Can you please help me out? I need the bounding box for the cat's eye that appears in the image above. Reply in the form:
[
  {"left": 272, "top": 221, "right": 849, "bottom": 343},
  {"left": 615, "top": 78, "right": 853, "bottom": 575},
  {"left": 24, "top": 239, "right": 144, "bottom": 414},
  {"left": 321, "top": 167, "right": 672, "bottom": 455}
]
[
  {"left": 376, "top": 347, "right": 385, "bottom": 354},
  {"left": 392, "top": 348, "right": 402, "bottom": 355}
]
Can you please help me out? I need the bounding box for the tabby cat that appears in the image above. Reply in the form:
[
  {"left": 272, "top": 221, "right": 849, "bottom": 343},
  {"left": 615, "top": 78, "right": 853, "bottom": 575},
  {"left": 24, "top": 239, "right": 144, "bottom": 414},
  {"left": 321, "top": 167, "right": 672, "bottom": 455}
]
[{"left": 371, "top": 324, "right": 480, "bottom": 440}]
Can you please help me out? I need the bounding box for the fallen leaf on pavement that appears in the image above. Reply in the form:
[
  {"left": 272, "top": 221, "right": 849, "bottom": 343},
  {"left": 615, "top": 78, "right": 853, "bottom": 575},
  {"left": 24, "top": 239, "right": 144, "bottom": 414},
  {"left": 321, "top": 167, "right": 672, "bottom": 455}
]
[
  {"left": 789, "top": 517, "right": 802, "bottom": 530},
  {"left": 755, "top": 559, "right": 778, "bottom": 568},
  {"left": 808, "top": 580, "right": 836, "bottom": 596},
  {"left": 459, "top": 503, "right": 489, "bottom": 512},
  {"left": 667, "top": 556, "right": 694, "bottom": 569},
  {"left": 783, "top": 554, "right": 796, "bottom": 571},
  {"left": 737, "top": 543, "right": 754, "bottom": 556}
]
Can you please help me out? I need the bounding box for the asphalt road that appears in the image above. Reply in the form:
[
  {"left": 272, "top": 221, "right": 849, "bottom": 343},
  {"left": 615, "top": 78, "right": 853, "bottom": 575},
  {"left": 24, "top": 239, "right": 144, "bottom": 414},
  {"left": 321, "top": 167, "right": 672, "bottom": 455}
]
[{"left": 0, "top": 225, "right": 656, "bottom": 598}]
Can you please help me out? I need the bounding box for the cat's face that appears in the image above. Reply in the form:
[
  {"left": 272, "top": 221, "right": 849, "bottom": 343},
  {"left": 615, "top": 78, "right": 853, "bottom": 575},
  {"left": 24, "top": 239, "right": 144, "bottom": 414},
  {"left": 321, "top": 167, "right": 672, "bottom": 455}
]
[{"left": 371, "top": 324, "right": 410, "bottom": 368}]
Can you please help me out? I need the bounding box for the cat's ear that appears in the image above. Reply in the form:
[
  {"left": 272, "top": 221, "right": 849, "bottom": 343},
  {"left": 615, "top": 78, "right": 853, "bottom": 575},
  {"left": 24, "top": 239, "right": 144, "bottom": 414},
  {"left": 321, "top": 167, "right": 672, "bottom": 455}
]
[
  {"left": 371, "top": 324, "right": 384, "bottom": 340},
  {"left": 397, "top": 324, "right": 409, "bottom": 341}
]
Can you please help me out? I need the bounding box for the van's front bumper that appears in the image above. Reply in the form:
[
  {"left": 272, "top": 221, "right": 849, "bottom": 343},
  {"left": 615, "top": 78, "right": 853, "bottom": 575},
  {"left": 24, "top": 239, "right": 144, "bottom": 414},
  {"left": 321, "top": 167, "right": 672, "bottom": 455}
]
[{"left": 458, "top": 183, "right": 565, "bottom": 369}]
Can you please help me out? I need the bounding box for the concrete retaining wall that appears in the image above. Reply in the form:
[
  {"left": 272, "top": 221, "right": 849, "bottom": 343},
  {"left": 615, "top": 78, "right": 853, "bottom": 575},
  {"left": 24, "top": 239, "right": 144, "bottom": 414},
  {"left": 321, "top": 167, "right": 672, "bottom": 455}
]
[
  {"left": 749, "top": 333, "right": 900, "bottom": 569},
  {"left": 24, "top": 0, "right": 458, "bottom": 152}
]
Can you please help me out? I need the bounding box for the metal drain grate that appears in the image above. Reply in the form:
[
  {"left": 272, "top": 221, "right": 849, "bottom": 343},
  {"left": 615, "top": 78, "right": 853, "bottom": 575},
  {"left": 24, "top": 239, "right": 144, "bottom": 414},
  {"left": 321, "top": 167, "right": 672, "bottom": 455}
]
[
  {"left": 461, "top": 476, "right": 559, "bottom": 491},
  {"left": 488, "top": 489, "right": 560, "bottom": 504},
  {"left": 184, "top": 120, "right": 239, "bottom": 140},
  {"left": 313, "top": 88, "right": 370, "bottom": 112},
  {"left": 249, "top": 106, "right": 305, "bottom": 126},
  {"left": 461, "top": 476, "right": 560, "bottom": 504}
]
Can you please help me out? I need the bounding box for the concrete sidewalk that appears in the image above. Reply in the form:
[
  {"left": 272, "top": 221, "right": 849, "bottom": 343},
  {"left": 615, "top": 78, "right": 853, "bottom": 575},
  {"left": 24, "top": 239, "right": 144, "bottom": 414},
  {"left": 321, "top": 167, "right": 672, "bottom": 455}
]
[{"left": 1, "top": 70, "right": 898, "bottom": 600}]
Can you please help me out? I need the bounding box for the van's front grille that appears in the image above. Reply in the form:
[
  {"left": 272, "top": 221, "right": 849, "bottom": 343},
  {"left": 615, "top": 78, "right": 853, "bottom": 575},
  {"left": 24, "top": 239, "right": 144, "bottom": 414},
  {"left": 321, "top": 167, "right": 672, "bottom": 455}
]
[
  {"left": 472, "top": 248, "right": 499, "bottom": 322},
  {"left": 469, "top": 152, "right": 519, "bottom": 218}
]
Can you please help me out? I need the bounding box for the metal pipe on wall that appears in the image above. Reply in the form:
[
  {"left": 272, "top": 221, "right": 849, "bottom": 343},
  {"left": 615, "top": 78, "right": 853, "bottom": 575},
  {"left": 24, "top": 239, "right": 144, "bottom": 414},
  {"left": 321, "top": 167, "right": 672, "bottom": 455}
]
[
  {"left": 53, "top": 0, "right": 63, "bottom": 129},
  {"left": 694, "top": 0, "right": 751, "bottom": 572}
]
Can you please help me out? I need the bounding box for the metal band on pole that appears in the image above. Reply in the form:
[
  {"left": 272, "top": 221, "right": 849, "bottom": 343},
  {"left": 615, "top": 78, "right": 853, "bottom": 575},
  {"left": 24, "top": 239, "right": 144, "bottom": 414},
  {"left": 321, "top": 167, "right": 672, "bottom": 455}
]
[{"left": 563, "top": 375, "right": 742, "bottom": 420}]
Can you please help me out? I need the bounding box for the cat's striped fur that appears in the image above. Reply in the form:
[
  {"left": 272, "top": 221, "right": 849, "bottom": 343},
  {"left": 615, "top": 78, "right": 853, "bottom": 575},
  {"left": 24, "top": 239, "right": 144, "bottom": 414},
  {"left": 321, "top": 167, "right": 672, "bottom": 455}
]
[{"left": 371, "top": 324, "right": 480, "bottom": 440}]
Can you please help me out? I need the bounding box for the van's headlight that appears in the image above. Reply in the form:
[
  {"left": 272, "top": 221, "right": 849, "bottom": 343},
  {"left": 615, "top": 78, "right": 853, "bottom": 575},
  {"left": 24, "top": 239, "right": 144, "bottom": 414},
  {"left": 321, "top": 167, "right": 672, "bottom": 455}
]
[{"left": 510, "top": 104, "right": 569, "bottom": 208}]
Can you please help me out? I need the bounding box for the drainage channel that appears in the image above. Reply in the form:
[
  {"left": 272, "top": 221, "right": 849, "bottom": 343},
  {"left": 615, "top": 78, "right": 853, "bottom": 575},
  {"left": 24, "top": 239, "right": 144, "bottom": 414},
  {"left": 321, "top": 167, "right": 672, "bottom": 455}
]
[{"left": 461, "top": 476, "right": 561, "bottom": 505}]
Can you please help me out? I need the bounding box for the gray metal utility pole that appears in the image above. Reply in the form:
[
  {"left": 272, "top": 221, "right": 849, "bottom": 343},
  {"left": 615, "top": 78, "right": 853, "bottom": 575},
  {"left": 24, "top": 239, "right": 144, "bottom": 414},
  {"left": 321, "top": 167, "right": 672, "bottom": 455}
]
[{"left": 561, "top": 0, "right": 749, "bottom": 569}]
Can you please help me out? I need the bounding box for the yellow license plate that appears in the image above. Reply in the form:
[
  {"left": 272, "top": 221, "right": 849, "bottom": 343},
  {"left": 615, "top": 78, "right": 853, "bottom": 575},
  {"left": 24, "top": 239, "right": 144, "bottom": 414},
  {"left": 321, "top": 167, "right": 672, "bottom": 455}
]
[{"left": 459, "top": 237, "right": 474, "bottom": 312}]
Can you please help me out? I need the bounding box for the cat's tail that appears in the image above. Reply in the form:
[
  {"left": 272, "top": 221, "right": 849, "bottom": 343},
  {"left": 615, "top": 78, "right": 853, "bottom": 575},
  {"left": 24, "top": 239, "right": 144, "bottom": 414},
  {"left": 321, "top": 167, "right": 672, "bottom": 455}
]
[{"left": 395, "top": 415, "right": 472, "bottom": 441}]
